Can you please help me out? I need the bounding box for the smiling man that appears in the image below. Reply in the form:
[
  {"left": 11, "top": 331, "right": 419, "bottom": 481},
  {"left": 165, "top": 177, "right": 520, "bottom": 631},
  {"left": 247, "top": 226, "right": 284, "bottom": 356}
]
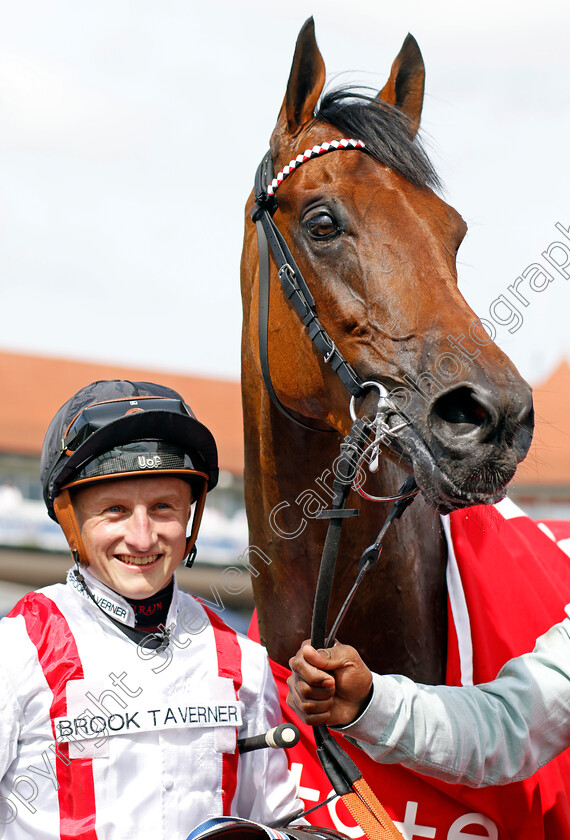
[
  {"left": 0, "top": 380, "right": 303, "bottom": 840},
  {"left": 72, "top": 476, "right": 193, "bottom": 600}
]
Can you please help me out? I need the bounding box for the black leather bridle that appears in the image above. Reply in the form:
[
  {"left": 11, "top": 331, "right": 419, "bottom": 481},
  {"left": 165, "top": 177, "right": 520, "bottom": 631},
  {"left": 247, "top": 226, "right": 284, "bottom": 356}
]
[
  {"left": 249, "top": 144, "right": 418, "bottom": 822},
  {"left": 251, "top": 148, "right": 366, "bottom": 431}
]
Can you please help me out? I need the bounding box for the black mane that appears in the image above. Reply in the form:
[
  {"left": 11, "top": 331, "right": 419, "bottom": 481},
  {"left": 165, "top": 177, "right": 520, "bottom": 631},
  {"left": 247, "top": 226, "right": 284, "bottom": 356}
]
[{"left": 316, "top": 88, "right": 441, "bottom": 190}]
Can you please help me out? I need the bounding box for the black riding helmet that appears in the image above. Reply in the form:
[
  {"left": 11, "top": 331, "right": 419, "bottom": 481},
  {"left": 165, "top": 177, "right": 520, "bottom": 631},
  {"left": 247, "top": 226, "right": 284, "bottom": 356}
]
[{"left": 41, "top": 380, "right": 219, "bottom": 565}]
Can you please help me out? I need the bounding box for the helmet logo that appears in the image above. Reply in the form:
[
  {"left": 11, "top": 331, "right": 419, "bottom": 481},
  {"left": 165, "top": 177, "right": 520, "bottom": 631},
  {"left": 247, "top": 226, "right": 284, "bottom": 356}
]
[{"left": 137, "top": 455, "right": 162, "bottom": 469}]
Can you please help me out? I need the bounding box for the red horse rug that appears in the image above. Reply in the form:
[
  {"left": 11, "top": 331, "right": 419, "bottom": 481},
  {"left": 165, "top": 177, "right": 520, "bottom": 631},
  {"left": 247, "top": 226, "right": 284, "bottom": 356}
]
[{"left": 249, "top": 499, "right": 570, "bottom": 840}]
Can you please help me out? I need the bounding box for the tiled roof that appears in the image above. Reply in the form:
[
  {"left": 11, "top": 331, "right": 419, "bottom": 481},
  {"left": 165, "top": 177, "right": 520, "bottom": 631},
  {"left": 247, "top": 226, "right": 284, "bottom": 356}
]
[
  {"left": 513, "top": 359, "right": 570, "bottom": 487},
  {"left": 0, "top": 351, "right": 243, "bottom": 475},
  {"left": 1, "top": 350, "right": 568, "bottom": 486}
]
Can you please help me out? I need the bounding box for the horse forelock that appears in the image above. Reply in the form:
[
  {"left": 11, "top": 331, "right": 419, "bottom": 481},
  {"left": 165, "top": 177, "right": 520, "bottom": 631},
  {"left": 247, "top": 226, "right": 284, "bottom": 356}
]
[{"left": 315, "top": 87, "right": 441, "bottom": 191}]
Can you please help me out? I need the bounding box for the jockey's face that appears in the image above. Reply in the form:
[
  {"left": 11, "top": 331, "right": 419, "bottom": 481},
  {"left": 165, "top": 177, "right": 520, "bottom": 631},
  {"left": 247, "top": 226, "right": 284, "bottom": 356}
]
[{"left": 73, "top": 475, "right": 192, "bottom": 599}]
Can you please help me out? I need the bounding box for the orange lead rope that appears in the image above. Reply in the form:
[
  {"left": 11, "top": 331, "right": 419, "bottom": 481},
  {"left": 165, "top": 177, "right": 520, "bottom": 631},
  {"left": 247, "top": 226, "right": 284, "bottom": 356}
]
[
  {"left": 343, "top": 780, "right": 404, "bottom": 840},
  {"left": 312, "top": 725, "right": 404, "bottom": 840}
]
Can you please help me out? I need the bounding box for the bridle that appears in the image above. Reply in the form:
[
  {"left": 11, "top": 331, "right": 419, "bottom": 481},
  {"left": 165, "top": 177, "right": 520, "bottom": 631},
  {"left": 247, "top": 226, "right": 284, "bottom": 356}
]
[
  {"left": 250, "top": 138, "right": 416, "bottom": 501},
  {"left": 250, "top": 142, "right": 419, "bottom": 838},
  {"left": 251, "top": 140, "right": 367, "bottom": 432}
]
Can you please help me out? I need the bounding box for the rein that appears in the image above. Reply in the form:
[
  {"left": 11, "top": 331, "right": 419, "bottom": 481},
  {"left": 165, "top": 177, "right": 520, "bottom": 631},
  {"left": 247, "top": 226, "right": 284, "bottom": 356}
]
[
  {"left": 307, "top": 423, "right": 415, "bottom": 840},
  {"left": 250, "top": 144, "right": 418, "bottom": 838}
]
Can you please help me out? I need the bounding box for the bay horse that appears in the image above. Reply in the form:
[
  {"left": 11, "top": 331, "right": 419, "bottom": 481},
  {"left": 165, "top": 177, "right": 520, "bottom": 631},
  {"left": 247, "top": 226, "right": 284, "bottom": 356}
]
[{"left": 240, "top": 18, "right": 533, "bottom": 685}]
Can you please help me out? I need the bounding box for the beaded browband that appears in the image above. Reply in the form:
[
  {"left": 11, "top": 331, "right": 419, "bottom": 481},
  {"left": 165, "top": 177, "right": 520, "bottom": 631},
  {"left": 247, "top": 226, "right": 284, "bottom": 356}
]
[{"left": 267, "top": 138, "right": 365, "bottom": 196}]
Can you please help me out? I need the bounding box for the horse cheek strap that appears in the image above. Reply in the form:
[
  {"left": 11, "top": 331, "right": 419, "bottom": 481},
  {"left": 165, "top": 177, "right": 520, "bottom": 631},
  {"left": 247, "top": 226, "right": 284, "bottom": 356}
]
[{"left": 251, "top": 144, "right": 365, "bottom": 433}]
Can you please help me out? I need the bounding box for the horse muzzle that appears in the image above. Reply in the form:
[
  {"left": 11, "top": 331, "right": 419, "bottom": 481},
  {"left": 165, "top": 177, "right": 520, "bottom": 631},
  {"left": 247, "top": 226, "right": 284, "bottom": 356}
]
[{"left": 372, "top": 378, "right": 534, "bottom": 513}]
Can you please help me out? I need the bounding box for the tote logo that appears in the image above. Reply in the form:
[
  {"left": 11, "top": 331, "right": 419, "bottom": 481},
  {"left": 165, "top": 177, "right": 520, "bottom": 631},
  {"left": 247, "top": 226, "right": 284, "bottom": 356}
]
[{"left": 137, "top": 455, "right": 162, "bottom": 469}]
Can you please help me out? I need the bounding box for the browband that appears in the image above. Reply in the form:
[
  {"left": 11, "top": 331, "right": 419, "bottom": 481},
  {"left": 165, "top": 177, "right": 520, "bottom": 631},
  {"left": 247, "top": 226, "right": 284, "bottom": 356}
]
[{"left": 267, "top": 139, "right": 365, "bottom": 196}]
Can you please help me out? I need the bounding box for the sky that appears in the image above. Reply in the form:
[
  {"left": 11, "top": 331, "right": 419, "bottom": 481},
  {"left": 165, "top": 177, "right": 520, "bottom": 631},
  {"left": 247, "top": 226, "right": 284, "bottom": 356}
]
[{"left": 1, "top": 0, "right": 569, "bottom": 387}]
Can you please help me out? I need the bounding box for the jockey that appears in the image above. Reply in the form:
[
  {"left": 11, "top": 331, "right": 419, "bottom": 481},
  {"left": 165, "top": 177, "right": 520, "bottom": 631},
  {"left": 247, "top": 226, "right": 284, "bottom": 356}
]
[
  {"left": 0, "top": 380, "right": 303, "bottom": 839},
  {"left": 287, "top": 623, "right": 570, "bottom": 787}
]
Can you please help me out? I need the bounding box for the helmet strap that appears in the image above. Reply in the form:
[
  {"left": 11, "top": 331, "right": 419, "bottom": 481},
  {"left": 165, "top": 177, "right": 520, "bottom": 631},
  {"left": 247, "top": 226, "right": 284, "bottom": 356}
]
[
  {"left": 53, "top": 489, "right": 89, "bottom": 566},
  {"left": 183, "top": 546, "right": 197, "bottom": 569},
  {"left": 184, "top": 479, "right": 208, "bottom": 568}
]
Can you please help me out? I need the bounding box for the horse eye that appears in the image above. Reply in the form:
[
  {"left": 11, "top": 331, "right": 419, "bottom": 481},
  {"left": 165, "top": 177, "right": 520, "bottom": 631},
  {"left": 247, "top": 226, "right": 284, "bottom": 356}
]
[{"left": 305, "top": 211, "right": 340, "bottom": 239}]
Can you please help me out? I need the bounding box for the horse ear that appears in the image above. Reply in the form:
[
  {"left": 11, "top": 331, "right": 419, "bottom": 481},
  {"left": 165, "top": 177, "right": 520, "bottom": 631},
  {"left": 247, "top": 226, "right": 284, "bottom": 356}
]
[
  {"left": 377, "top": 33, "right": 425, "bottom": 135},
  {"left": 278, "top": 17, "right": 326, "bottom": 135}
]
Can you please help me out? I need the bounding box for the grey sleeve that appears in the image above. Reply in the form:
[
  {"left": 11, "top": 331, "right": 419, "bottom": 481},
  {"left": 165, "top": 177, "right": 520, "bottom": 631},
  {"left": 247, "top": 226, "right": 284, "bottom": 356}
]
[{"left": 337, "top": 618, "right": 570, "bottom": 787}]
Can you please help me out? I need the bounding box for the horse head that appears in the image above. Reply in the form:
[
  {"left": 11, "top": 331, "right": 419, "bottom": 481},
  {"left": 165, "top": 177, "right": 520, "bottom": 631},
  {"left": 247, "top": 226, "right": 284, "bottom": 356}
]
[
  {"left": 241, "top": 20, "right": 534, "bottom": 674},
  {"left": 242, "top": 18, "right": 533, "bottom": 516}
]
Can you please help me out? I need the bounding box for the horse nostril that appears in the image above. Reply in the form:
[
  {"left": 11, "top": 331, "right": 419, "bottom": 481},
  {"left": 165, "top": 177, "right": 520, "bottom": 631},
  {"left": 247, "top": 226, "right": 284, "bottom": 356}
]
[
  {"left": 428, "top": 383, "right": 534, "bottom": 458},
  {"left": 507, "top": 400, "right": 534, "bottom": 453},
  {"left": 431, "top": 387, "right": 491, "bottom": 437}
]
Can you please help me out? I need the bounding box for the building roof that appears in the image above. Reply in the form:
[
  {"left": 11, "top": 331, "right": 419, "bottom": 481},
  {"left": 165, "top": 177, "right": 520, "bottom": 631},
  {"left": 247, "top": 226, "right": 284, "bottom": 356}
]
[
  {"left": 1, "top": 350, "right": 568, "bottom": 487},
  {"left": 0, "top": 350, "right": 243, "bottom": 475},
  {"left": 513, "top": 359, "right": 570, "bottom": 488}
]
